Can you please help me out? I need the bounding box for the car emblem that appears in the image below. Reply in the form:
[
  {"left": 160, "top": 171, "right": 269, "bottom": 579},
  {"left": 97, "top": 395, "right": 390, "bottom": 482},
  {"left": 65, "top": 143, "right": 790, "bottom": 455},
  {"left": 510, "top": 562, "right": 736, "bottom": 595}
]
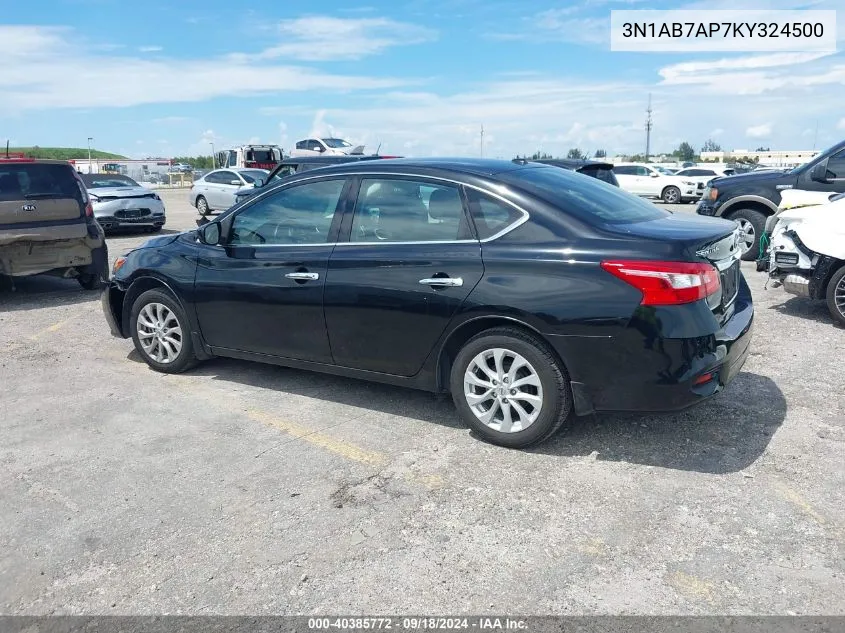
[{"left": 21, "top": 204, "right": 36, "bottom": 212}]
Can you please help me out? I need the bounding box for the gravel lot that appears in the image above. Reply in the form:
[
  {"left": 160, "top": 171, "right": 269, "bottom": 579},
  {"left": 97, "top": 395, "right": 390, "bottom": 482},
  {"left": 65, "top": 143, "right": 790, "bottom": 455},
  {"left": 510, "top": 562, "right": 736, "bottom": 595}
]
[{"left": 1, "top": 189, "right": 843, "bottom": 615}]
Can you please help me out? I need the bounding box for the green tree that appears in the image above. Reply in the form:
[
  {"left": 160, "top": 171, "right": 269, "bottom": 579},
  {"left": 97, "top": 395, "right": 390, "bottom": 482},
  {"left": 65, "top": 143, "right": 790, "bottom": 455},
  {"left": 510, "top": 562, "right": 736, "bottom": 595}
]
[
  {"left": 566, "top": 148, "right": 586, "bottom": 160},
  {"left": 674, "top": 142, "right": 696, "bottom": 162},
  {"left": 530, "top": 151, "right": 553, "bottom": 160},
  {"left": 755, "top": 146, "right": 770, "bottom": 152},
  {"left": 594, "top": 149, "right": 607, "bottom": 158},
  {"left": 701, "top": 138, "right": 722, "bottom": 152}
]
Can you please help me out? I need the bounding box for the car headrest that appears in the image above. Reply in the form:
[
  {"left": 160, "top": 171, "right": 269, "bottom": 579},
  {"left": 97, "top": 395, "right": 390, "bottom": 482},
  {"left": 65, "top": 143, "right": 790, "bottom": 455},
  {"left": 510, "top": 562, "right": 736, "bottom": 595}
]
[{"left": 427, "top": 188, "right": 462, "bottom": 221}]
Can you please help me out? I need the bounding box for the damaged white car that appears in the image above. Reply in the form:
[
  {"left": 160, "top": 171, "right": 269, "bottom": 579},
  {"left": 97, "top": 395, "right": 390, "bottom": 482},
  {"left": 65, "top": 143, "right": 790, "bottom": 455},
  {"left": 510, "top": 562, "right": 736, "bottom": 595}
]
[{"left": 765, "top": 191, "right": 845, "bottom": 326}]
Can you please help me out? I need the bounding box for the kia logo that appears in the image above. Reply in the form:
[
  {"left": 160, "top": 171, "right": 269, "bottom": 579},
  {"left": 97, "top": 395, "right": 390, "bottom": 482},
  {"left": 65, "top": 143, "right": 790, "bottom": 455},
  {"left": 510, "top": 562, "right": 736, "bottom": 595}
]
[{"left": 21, "top": 204, "right": 36, "bottom": 212}]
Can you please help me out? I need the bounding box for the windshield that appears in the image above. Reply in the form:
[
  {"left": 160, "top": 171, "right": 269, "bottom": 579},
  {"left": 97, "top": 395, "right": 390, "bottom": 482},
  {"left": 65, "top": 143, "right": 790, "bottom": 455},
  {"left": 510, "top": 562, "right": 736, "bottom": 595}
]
[
  {"left": 80, "top": 174, "right": 140, "bottom": 188},
  {"left": 322, "top": 138, "right": 352, "bottom": 148},
  {"left": 239, "top": 169, "right": 268, "bottom": 183},
  {"left": 651, "top": 166, "right": 674, "bottom": 175},
  {"left": 502, "top": 165, "right": 669, "bottom": 225}
]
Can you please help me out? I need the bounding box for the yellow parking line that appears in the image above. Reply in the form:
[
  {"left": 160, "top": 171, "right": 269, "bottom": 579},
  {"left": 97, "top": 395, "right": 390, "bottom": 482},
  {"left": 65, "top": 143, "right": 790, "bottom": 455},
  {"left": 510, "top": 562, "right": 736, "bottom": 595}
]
[
  {"left": 247, "top": 408, "right": 388, "bottom": 466},
  {"left": 29, "top": 317, "right": 74, "bottom": 341}
]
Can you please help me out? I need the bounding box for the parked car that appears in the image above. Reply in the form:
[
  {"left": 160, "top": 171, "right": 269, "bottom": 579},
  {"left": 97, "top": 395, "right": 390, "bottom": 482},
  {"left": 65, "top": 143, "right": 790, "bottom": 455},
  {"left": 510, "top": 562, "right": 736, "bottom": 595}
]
[
  {"left": 674, "top": 166, "right": 735, "bottom": 188},
  {"left": 80, "top": 173, "right": 166, "bottom": 232},
  {"left": 765, "top": 194, "right": 845, "bottom": 325},
  {"left": 532, "top": 159, "right": 619, "bottom": 186},
  {"left": 290, "top": 138, "right": 365, "bottom": 157},
  {"left": 231, "top": 155, "right": 400, "bottom": 207},
  {"left": 103, "top": 158, "right": 753, "bottom": 449},
  {"left": 613, "top": 163, "right": 701, "bottom": 203},
  {"left": 0, "top": 158, "right": 108, "bottom": 289},
  {"left": 189, "top": 168, "right": 269, "bottom": 215},
  {"left": 697, "top": 139, "right": 845, "bottom": 260}
]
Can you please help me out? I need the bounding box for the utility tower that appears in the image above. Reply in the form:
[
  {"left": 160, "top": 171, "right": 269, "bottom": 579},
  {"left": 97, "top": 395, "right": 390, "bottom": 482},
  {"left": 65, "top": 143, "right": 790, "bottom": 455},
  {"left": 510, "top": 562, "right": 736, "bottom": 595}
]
[{"left": 645, "top": 94, "right": 653, "bottom": 161}]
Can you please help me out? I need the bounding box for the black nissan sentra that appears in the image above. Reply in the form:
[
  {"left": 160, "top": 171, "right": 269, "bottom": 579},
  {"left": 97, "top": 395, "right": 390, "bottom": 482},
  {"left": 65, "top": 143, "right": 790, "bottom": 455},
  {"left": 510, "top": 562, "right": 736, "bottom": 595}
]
[{"left": 103, "top": 158, "right": 753, "bottom": 448}]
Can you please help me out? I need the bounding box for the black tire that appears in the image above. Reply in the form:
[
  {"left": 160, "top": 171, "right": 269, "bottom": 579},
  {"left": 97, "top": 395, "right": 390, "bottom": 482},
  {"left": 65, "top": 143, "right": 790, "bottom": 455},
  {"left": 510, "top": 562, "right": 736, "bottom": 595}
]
[
  {"left": 77, "top": 244, "right": 109, "bottom": 290},
  {"left": 726, "top": 207, "right": 767, "bottom": 261},
  {"left": 129, "top": 288, "right": 198, "bottom": 373},
  {"left": 196, "top": 196, "right": 210, "bottom": 216},
  {"left": 825, "top": 265, "right": 845, "bottom": 327},
  {"left": 661, "top": 186, "right": 681, "bottom": 204},
  {"left": 450, "top": 327, "right": 572, "bottom": 449}
]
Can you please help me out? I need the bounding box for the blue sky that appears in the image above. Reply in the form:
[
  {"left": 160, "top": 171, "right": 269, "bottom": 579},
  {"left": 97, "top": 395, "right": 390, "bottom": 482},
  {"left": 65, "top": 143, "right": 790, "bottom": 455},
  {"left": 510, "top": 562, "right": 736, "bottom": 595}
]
[{"left": 1, "top": 0, "right": 843, "bottom": 159}]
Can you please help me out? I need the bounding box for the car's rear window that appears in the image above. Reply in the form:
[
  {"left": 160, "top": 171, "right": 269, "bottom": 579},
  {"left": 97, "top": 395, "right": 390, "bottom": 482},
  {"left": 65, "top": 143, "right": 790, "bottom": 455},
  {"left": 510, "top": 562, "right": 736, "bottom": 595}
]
[
  {"left": 502, "top": 165, "right": 668, "bottom": 225},
  {"left": 577, "top": 165, "right": 618, "bottom": 187},
  {"left": 0, "top": 163, "right": 82, "bottom": 201}
]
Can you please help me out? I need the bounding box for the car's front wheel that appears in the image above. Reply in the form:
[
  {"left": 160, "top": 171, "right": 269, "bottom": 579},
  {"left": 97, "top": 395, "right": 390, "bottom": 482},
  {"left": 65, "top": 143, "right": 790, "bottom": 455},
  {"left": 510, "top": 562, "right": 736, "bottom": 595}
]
[
  {"left": 661, "top": 186, "right": 681, "bottom": 204},
  {"left": 727, "top": 207, "right": 767, "bottom": 261},
  {"left": 825, "top": 265, "right": 845, "bottom": 328},
  {"left": 450, "top": 327, "right": 572, "bottom": 448},
  {"left": 130, "top": 289, "right": 197, "bottom": 373}
]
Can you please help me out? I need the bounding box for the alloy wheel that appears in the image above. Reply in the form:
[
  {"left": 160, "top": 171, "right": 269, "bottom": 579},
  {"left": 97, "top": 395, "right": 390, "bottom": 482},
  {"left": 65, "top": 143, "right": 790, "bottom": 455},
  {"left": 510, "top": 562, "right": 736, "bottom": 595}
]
[
  {"left": 835, "top": 276, "right": 845, "bottom": 317},
  {"left": 136, "top": 302, "right": 183, "bottom": 364},
  {"left": 463, "top": 348, "right": 544, "bottom": 433},
  {"left": 736, "top": 219, "right": 756, "bottom": 255}
]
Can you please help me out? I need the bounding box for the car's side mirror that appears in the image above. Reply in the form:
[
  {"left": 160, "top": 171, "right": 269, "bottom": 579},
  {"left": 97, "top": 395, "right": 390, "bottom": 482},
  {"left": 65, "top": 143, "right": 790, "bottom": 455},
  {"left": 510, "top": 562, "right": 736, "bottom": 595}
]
[
  {"left": 230, "top": 179, "right": 242, "bottom": 185},
  {"left": 810, "top": 160, "right": 829, "bottom": 183},
  {"left": 253, "top": 178, "right": 265, "bottom": 188},
  {"left": 316, "top": 145, "right": 325, "bottom": 152},
  {"left": 198, "top": 221, "right": 221, "bottom": 245},
  {"left": 651, "top": 172, "right": 660, "bottom": 177}
]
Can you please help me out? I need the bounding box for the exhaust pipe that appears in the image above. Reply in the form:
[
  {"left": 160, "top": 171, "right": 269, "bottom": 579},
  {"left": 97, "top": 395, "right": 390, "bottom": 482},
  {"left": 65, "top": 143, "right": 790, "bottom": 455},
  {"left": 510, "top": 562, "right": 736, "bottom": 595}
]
[{"left": 782, "top": 274, "right": 810, "bottom": 297}]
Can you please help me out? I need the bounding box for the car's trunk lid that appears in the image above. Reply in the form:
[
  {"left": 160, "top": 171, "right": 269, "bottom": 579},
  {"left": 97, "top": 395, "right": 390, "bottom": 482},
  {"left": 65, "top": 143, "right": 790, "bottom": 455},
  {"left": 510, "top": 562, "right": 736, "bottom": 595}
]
[{"left": 607, "top": 213, "right": 743, "bottom": 314}]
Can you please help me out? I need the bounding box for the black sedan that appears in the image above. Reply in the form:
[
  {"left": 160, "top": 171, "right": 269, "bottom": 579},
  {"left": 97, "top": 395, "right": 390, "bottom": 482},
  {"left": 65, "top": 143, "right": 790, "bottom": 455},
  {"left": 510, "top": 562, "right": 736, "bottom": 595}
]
[{"left": 103, "top": 158, "right": 753, "bottom": 448}]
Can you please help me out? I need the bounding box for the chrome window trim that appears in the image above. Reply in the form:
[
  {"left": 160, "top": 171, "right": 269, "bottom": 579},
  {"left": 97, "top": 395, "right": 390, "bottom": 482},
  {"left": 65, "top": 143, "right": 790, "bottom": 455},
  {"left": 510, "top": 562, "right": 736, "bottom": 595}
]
[{"left": 220, "top": 170, "right": 531, "bottom": 248}]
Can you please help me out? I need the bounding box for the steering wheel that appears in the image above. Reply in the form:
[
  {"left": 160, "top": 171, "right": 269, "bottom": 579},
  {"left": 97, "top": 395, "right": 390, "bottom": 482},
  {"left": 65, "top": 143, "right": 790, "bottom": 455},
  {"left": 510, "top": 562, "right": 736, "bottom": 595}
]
[{"left": 232, "top": 228, "right": 266, "bottom": 244}]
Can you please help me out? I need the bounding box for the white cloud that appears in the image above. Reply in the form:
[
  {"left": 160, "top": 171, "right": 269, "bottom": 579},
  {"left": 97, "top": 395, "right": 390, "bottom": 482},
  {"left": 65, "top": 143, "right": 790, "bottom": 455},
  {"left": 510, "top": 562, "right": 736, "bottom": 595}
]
[
  {"left": 709, "top": 128, "right": 724, "bottom": 137},
  {"left": 250, "top": 16, "right": 436, "bottom": 61},
  {"left": 0, "top": 25, "right": 417, "bottom": 114},
  {"left": 838, "top": 118, "right": 845, "bottom": 130},
  {"left": 138, "top": 46, "right": 162, "bottom": 53},
  {"left": 746, "top": 124, "right": 772, "bottom": 138}
]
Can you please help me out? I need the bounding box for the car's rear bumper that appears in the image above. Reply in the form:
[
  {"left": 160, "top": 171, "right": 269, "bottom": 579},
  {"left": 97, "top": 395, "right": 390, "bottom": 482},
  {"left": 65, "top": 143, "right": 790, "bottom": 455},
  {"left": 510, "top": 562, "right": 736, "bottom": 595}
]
[{"left": 548, "top": 279, "right": 754, "bottom": 415}]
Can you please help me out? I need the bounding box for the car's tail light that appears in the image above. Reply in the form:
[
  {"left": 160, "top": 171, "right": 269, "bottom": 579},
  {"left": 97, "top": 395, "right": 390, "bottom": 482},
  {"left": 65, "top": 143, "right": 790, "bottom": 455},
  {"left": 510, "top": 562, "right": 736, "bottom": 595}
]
[{"left": 600, "top": 260, "right": 721, "bottom": 306}]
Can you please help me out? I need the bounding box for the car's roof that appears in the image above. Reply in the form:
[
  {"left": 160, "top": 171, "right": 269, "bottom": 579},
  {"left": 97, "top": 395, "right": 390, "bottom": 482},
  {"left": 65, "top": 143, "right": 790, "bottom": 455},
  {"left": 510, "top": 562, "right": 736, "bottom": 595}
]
[{"left": 289, "top": 157, "right": 544, "bottom": 177}]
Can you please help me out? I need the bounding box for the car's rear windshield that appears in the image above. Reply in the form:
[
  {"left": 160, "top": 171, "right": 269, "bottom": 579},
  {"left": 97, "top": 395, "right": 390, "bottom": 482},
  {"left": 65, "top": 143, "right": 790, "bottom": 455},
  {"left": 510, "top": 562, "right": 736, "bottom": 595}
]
[
  {"left": 577, "top": 165, "right": 618, "bottom": 186},
  {"left": 502, "top": 165, "right": 669, "bottom": 225},
  {"left": 81, "top": 174, "right": 139, "bottom": 188},
  {"left": 0, "top": 163, "right": 81, "bottom": 200}
]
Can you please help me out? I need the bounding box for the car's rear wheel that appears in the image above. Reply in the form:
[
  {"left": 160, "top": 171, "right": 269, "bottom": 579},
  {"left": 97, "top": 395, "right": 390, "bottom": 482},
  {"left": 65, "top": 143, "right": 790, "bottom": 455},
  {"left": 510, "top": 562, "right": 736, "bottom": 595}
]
[
  {"left": 727, "top": 207, "right": 767, "bottom": 261},
  {"left": 77, "top": 245, "right": 109, "bottom": 290},
  {"left": 661, "top": 186, "right": 681, "bottom": 204},
  {"left": 196, "top": 196, "right": 210, "bottom": 216},
  {"left": 130, "top": 289, "right": 197, "bottom": 373},
  {"left": 450, "top": 327, "right": 571, "bottom": 448},
  {"left": 825, "top": 265, "right": 845, "bottom": 327}
]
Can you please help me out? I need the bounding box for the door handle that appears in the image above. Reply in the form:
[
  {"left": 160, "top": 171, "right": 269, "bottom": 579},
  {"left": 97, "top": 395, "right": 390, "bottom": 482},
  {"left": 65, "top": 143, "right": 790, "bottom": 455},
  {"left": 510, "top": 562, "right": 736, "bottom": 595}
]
[
  {"left": 419, "top": 277, "right": 463, "bottom": 287},
  {"left": 285, "top": 272, "right": 319, "bottom": 281}
]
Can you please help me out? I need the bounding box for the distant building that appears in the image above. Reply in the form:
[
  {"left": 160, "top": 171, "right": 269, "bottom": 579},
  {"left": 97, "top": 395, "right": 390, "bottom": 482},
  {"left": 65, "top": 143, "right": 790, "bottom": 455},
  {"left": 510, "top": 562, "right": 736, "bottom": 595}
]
[
  {"left": 700, "top": 149, "right": 819, "bottom": 168},
  {"left": 69, "top": 158, "right": 174, "bottom": 181}
]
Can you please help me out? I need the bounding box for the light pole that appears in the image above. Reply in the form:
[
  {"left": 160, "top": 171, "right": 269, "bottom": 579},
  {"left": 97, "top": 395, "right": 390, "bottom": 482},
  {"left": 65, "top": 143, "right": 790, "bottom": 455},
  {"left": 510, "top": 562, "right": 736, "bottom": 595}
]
[
  {"left": 87, "top": 137, "right": 93, "bottom": 173},
  {"left": 210, "top": 142, "right": 216, "bottom": 168}
]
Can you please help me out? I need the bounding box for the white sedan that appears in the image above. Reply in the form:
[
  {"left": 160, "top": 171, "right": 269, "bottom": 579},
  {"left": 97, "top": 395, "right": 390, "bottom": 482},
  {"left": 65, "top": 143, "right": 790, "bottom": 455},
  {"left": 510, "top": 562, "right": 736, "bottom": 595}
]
[
  {"left": 189, "top": 168, "right": 269, "bottom": 215},
  {"left": 674, "top": 166, "right": 736, "bottom": 188}
]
